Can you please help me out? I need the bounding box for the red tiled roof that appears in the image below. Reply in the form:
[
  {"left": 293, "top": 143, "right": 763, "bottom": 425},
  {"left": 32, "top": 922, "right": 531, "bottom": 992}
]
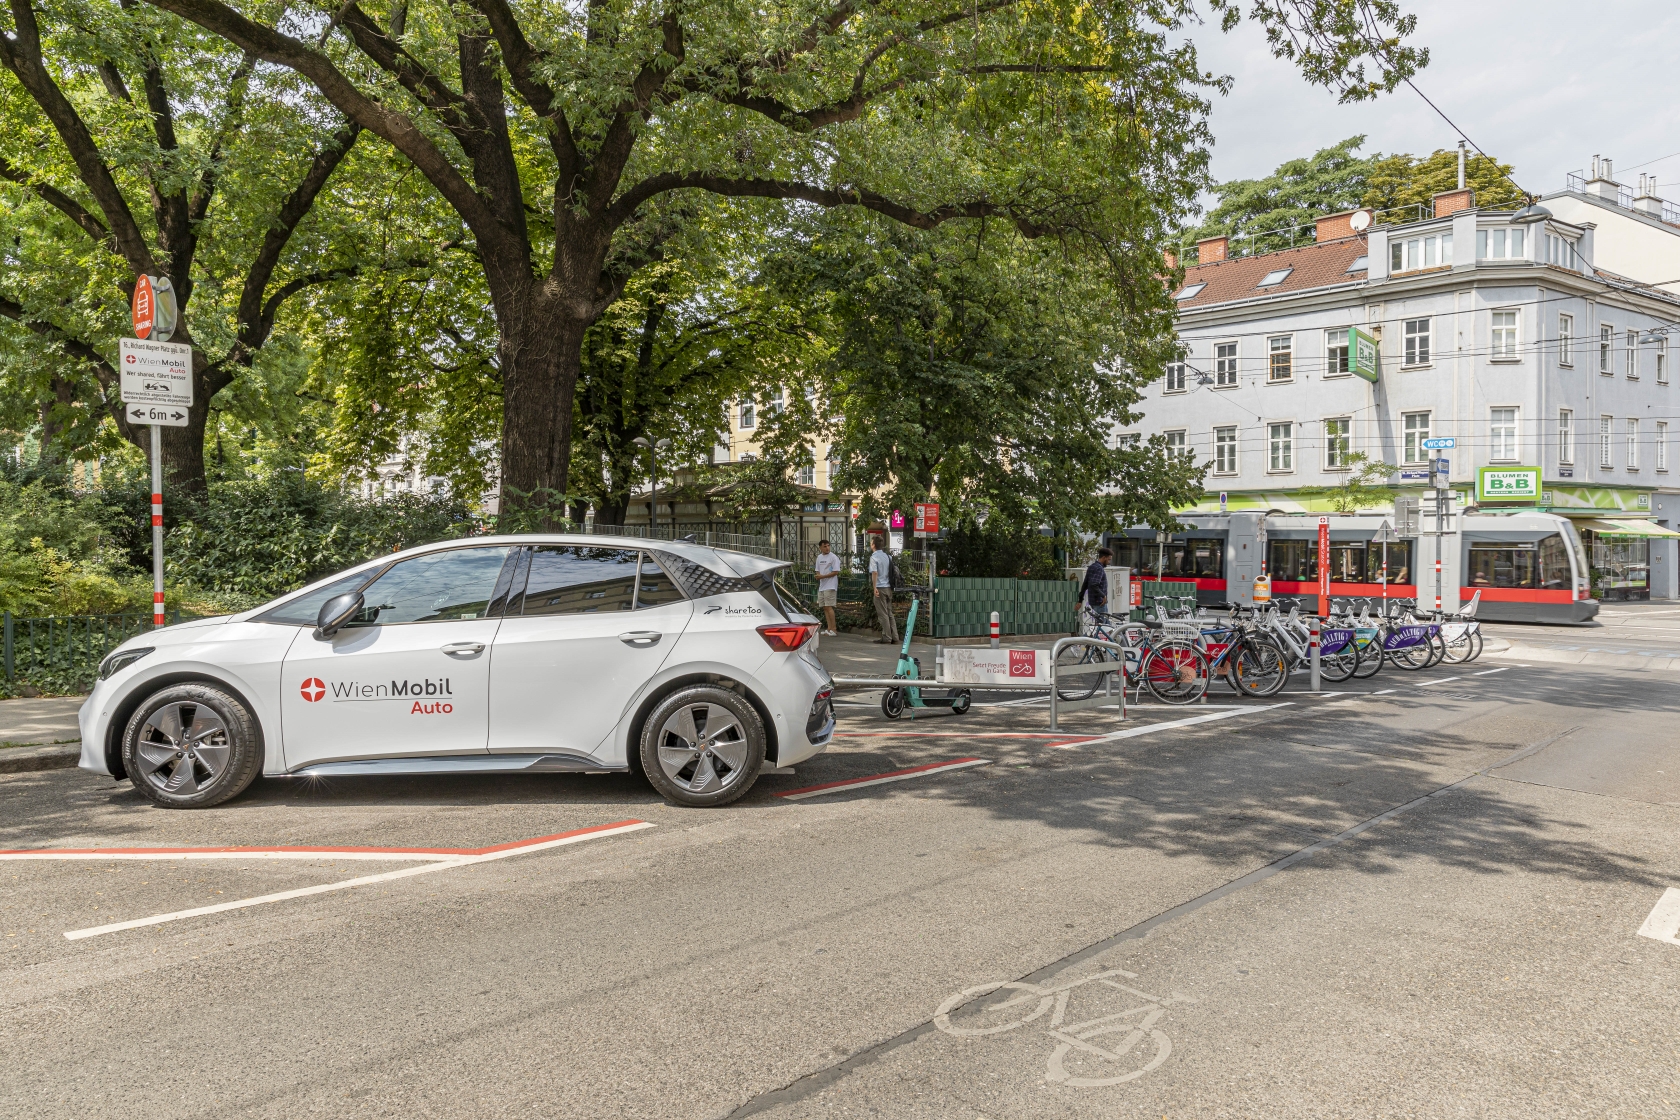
[{"left": 1174, "top": 235, "right": 1368, "bottom": 309}]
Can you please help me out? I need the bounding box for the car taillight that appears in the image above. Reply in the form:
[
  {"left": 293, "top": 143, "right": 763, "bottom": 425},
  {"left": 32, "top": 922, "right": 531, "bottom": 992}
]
[{"left": 758, "top": 623, "right": 816, "bottom": 652}]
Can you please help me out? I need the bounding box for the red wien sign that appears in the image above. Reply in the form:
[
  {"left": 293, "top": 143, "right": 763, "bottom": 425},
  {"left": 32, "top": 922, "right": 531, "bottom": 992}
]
[{"left": 131, "top": 275, "right": 155, "bottom": 339}]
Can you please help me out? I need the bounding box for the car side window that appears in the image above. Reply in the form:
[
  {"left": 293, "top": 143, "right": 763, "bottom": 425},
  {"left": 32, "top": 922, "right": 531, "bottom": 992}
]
[
  {"left": 634, "top": 553, "right": 687, "bottom": 609},
  {"left": 516, "top": 546, "right": 639, "bottom": 615},
  {"left": 257, "top": 569, "right": 381, "bottom": 626},
  {"left": 351, "top": 546, "right": 513, "bottom": 625}
]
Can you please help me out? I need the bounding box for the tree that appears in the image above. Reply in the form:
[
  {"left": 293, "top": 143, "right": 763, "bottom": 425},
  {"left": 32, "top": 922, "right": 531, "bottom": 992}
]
[
  {"left": 1189, "top": 135, "right": 1377, "bottom": 255},
  {"left": 1362, "top": 147, "right": 1524, "bottom": 221},
  {"left": 761, "top": 211, "right": 1208, "bottom": 539},
  {"left": 1296, "top": 451, "right": 1393, "bottom": 512},
  {"left": 134, "top": 0, "right": 1423, "bottom": 523},
  {"left": 0, "top": 0, "right": 382, "bottom": 491}
]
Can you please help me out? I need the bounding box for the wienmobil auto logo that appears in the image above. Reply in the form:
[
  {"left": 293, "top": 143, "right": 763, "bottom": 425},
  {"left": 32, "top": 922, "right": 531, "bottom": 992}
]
[
  {"left": 704, "top": 604, "right": 763, "bottom": 616},
  {"left": 299, "top": 678, "right": 455, "bottom": 714}
]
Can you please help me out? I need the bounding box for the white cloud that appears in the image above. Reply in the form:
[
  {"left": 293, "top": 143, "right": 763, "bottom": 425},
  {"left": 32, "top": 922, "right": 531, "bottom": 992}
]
[{"left": 1178, "top": 0, "right": 1680, "bottom": 207}]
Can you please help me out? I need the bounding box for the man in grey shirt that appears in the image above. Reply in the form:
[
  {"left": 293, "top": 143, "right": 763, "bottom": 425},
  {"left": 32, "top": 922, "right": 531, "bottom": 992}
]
[{"left": 868, "top": 537, "right": 897, "bottom": 644}]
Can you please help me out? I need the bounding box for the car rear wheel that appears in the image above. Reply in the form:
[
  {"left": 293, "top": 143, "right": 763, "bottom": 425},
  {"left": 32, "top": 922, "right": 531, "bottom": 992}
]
[
  {"left": 639, "top": 686, "right": 766, "bottom": 808},
  {"left": 122, "top": 683, "right": 263, "bottom": 809}
]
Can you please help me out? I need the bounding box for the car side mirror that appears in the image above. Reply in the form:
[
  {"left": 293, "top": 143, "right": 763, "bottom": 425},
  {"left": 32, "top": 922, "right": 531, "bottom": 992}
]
[{"left": 314, "top": 592, "right": 365, "bottom": 640}]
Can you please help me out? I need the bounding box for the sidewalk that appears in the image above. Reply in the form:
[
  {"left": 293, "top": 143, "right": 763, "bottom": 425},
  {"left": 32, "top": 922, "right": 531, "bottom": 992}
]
[
  {"left": 815, "top": 629, "right": 1073, "bottom": 680},
  {"left": 0, "top": 696, "right": 85, "bottom": 774}
]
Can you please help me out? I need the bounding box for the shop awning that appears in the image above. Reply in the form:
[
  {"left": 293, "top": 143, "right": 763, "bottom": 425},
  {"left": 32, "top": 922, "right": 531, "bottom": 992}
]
[{"left": 1573, "top": 517, "right": 1680, "bottom": 539}]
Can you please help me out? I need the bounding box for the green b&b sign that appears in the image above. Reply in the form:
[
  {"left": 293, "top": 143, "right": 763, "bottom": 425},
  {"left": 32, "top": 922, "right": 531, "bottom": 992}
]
[
  {"left": 1349, "top": 327, "right": 1379, "bottom": 383},
  {"left": 1477, "top": 466, "right": 1540, "bottom": 504}
]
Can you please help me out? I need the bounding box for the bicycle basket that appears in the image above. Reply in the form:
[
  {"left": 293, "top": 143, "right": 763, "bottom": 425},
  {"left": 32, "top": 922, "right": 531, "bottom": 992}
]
[{"left": 1159, "top": 621, "right": 1201, "bottom": 643}]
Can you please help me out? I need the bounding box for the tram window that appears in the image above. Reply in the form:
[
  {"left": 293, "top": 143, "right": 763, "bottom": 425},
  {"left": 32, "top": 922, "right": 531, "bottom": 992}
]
[
  {"left": 1361, "top": 541, "right": 1412, "bottom": 584},
  {"left": 1266, "top": 540, "right": 1312, "bottom": 581},
  {"left": 1181, "top": 540, "right": 1224, "bottom": 578},
  {"left": 1536, "top": 535, "right": 1571, "bottom": 589},
  {"left": 1469, "top": 535, "right": 1571, "bottom": 590}
]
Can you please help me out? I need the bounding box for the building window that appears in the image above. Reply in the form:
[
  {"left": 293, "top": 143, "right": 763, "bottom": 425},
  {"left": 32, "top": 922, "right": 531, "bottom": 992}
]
[
  {"left": 1324, "top": 417, "right": 1352, "bottom": 469},
  {"left": 770, "top": 389, "right": 786, "bottom": 415},
  {"left": 1659, "top": 421, "right": 1669, "bottom": 472},
  {"left": 1490, "top": 407, "right": 1518, "bottom": 461},
  {"left": 1659, "top": 340, "right": 1669, "bottom": 385},
  {"left": 1403, "top": 411, "right": 1431, "bottom": 464},
  {"left": 1558, "top": 409, "right": 1573, "bottom": 466},
  {"left": 1600, "top": 415, "right": 1613, "bottom": 468},
  {"left": 1476, "top": 227, "right": 1525, "bottom": 259},
  {"left": 739, "top": 400, "right": 756, "bottom": 429},
  {"left": 797, "top": 463, "right": 815, "bottom": 486},
  {"left": 1390, "top": 233, "right": 1451, "bottom": 272},
  {"left": 1214, "top": 426, "right": 1238, "bottom": 474},
  {"left": 1627, "top": 418, "right": 1640, "bottom": 470},
  {"left": 1215, "top": 341, "right": 1238, "bottom": 387},
  {"left": 1268, "top": 422, "right": 1293, "bottom": 472},
  {"left": 1268, "top": 335, "right": 1293, "bottom": 382},
  {"left": 1325, "top": 331, "right": 1349, "bottom": 375},
  {"left": 1626, "top": 330, "right": 1638, "bottom": 378},
  {"left": 1257, "top": 267, "right": 1292, "bottom": 287},
  {"left": 1165, "top": 360, "right": 1186, "bottom": 393},
  {"left": 1545, "top": 233, "right": 1578, "bottom": 267},
  {"left": 1164, "top": 430, "right": 1187, "bottom": 459},
  {"left": 1403, "top": 318, "right": 1431, "bottom": 365},
  {"left": 1558, "top": 313, "right": 1573, "bottom": 367},
  {"left": 1600, "top": 324, "right": 1613, "bottom": 374},
  {"left": 1490, "top": 310, "right": 1518, "bottom": 359},
  {"left": 1117, "top": 434, "right": 1142, "bottom": 450}
]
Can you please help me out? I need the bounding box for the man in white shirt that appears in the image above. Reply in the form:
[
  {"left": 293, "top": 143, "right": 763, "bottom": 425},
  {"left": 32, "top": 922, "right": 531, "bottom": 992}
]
[
  {"left": 813, "top": 539, "right": 841, "bottom": 635},
  {"left": 868, "top": 537, "right": 896, "bottom": 644}
]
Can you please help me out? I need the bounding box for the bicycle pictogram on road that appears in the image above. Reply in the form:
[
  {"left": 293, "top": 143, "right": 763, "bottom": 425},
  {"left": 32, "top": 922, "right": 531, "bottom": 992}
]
[{"left": 933, "top": 968, "right": 1195, "bottom": 1087}]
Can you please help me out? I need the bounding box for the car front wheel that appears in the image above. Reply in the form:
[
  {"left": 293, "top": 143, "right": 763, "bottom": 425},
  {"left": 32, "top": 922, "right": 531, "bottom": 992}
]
[
  {"left": 122, "top": 683, "right": 263, "bottom": 809},
  {"left": 639, "top": 686, "right": 766, "bottom": 808}
]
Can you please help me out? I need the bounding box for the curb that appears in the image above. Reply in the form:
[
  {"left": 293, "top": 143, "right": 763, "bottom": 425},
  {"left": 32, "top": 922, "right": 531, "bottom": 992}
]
[
  {"left": 1482, "top": 644, "right": 1680, "bottom": 672},
  {"left": 0, "top": 742, "right": 81, "bottom": 774}
]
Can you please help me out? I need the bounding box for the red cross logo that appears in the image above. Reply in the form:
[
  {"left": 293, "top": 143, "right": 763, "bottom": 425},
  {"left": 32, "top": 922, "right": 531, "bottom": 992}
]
[{"left": 300, "top": 677, "right": 326, "bottom": 702}]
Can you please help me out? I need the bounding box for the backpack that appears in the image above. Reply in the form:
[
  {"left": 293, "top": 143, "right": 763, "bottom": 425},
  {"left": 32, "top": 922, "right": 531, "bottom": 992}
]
[{"left": 888, "top": 556, "right": 903, "bottom": 589}]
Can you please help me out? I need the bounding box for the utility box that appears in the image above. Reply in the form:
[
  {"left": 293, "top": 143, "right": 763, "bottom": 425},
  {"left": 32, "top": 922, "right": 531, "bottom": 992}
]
[
  {"left": 1224, "top": 512, "right": 1267, "bottom": 606},
  {"left": 1105, "top": 566, "right": 1131, "bottom": 613}
]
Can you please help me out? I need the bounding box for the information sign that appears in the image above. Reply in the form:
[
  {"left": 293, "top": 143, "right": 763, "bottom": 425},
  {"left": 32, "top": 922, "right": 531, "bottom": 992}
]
[
  {"left": 1477, "top": 466, "right": 1540, "bottom": 504},
  {"left": 943, "top": 648, "right": 1049, "bottom": 685},
  {"left": 1421, "top": 437, "right": 1455, "bottom": 450},
  {"left": 1350, "top": 327, "right": 1380, "bottom": 383},
  {"left": 131, "top": 275, "right": 154, "bottom": 339},
  {"left": 119, "top": 338, "right": 193, "bottom": 406},
  {"left": 913, "top": 502, "right": 940, "bottom": 538},
  {"left": 1316, "top": 516, "right": 1330, "bottom": 616},
  {"left": 125, "top": 403, "right": 189, "bottom": 428}
]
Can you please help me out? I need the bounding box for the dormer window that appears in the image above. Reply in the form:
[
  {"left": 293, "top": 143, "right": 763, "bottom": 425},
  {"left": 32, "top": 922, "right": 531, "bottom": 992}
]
[
  {"left": 1346, "top": 256, "right": 1369, "bottom": 273},
  {"left": 1174, "top": 282, "right": 1207, "bottom": 300},
  {"left": 1257, "top": 268, "right": 1292, "bottom": 287}
]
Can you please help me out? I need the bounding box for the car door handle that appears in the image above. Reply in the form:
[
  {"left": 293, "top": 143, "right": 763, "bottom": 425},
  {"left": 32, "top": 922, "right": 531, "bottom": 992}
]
[
  {"left": 618, "top": 631, "right": 662, "bottom": 646},
  {"left": 441, "top": 641, "right": 485, "bottom": 655}
]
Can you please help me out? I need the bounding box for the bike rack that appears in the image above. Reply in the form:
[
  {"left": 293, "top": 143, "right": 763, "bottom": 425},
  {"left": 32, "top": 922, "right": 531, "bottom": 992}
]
[{"left": 828, "top": 637, "right": 1129, "bottom": 731}]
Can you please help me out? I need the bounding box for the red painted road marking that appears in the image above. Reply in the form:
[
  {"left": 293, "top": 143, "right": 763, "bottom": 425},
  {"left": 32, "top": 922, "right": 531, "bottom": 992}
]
[
  {"left": 2, "top": 820, "right": 648, "bottom": 862},
  {"left": 776, "top": 758, "right": 990, "bottom": 800},
  {"left": 832, "top": 731, "right": 1095, "bottom": 738}
]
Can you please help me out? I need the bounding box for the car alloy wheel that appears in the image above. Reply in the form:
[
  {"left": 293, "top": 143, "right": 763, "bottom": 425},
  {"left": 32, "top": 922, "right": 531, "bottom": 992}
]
[
  {"left": 640, "top": 685, "right": 766, "bottom": 807},
  {"left": 133, "top": 701, "right": 231, "bottom": 796}
]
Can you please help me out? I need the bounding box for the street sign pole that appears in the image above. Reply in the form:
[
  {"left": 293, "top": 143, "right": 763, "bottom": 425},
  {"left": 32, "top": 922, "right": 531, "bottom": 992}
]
[
  {"left": 1316, "top": 516, "right": 1330, "bottom": 618},
  {"left": 151, "top": 425, "right": 164, "bottom": 627}
]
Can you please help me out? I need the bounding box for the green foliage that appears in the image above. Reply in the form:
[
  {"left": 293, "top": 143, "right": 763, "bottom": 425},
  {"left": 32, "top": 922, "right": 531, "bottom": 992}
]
[
  {"left": 1362, "top": 148, "right": 1525, "bottom": 221},
  {"left": 1190, "top": 136, "right": 1377, "bottom": 255},
  {"left": 1295, "top": 451, "right": 1395, "bottom": 513},
  {"left": 165, "top": 474, "right": 478, "bottom": 600},
  {"left": 698, "top": 458, "right": 812, "bottom": 528},
  {"left": 761, "top": 212, "right": 1207, "bottom": 539},
  {"left": 0, "top": 469, "right": 149, "bottom": 615},
  {"left": 940, "top": 518, "right": 1058, "bottom": 580}
]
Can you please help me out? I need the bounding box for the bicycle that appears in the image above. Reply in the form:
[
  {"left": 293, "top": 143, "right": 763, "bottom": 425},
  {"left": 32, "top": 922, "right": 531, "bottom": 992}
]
[{"left": 1057, "top": 611, "right": 1210, "bottom": 706}]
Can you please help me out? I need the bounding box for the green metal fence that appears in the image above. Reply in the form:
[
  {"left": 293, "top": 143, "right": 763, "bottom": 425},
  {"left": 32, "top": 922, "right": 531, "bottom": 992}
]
[
  {"left": 929, "top": 577, "right": 1078, "bottom": 638},
  {"left": 3, "top": 611, "right": 182, "bottom": 690},
  {"left": 1132, "top": 579, "right": 1200, "bottom": 620}
]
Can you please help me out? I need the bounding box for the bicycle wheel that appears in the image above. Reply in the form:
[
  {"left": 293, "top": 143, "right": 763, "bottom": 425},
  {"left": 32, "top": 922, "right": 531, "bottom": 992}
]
[
  {"left": 1231, "top": 635, "right": 1289, "bottom": 697},
  {"left": 1141, "top": 643, "right": 1209, "bottom": 705},
  {"left": 1351, "top": 632, "right": 1384, "bottom": 679},
  {"left": 1055, "top": 644, "right": 1110, "bottom": 702},
  {"left": 1385, "top": 638, "right": 1431, "bottom": 671},
  {"left": 1423, "top": 631, "right": 1447, "bottom": 669},
  {"left": 1319, "top": 640, "right": 1359, "bottom": 683},
  {"left": 1467, "top": 628, "right": 1484, "bottom": 662},
  {"left": 1440, "top": 626, "right": 1476, "bottom": 665}
]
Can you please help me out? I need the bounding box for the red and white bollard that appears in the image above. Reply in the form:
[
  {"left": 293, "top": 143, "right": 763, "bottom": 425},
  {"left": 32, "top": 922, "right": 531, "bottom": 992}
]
[
  {"left": 1308, "top": 615, "right": 1321, "bottom": 694},
  {"left": 989, "top": 611, "right": 1000, "bottom": 649}
]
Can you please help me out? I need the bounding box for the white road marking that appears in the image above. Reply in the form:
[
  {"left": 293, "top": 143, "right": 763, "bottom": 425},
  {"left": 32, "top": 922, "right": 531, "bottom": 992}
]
[
  {"left": 777, "top": 758, "right": 991, "bottom": 800},
  {"left": 2, "top": 850, "right": 456, "bottom": 863},
  {"left": 1372, "top": 689, "right": 1396, "bottom": 695},
  {"left": 62, "top": 821, "right": 654, "bottom": 941},
  {"left": 1415, "top": 676, "right": 1461, "bottom": 688},
  {"left": 1637, "top": 888, "right": 1680, "bottom": 947},
  {"left": 1473, "top": 667, "right": 1512, "bottom": 676},
  {"left": 1057, "top": 704, "right": 1291, "bottom": 749}
]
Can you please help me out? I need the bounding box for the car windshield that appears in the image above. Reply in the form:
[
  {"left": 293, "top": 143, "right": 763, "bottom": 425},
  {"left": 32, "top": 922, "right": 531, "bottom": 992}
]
[{"left": 257, "top": 569, "right": 381, "bottom": 626}]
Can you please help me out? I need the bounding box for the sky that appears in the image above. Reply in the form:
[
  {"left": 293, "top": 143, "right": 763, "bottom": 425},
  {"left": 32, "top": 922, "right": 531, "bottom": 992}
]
[{"left": 1179, "top": 0, "right": 1680, "bottom": 207}]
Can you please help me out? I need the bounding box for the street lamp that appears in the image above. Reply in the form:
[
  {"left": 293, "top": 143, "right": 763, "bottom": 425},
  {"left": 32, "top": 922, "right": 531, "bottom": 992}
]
[
  {"left": 632, "top": 436, "right": 673, "bottom": 536},
  {"left": 1508, "top": 195, "right": 1553, "bottom": 225}
]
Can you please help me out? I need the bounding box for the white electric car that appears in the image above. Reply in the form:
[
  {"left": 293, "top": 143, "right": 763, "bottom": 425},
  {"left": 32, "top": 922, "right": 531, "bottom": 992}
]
[{"left": 79, "top": 536, "right": 836, "bottom": 809}]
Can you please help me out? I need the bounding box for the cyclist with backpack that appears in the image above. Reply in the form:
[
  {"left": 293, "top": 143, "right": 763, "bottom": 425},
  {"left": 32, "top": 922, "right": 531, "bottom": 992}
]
[{"left": 869, "top": 536, "right": 898, "bottom": 644}]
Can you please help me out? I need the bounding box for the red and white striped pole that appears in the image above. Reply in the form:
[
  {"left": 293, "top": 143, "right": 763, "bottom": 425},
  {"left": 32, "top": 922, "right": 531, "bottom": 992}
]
[
  {"left": 1433, "top": 558, "right": 1442, "bottom": 611},
  {"left": 989, "top": 611, "right": 1000, "bottom": 648},
  {"left": 151, "top": 425, "right": 164, "bottom": 627}
]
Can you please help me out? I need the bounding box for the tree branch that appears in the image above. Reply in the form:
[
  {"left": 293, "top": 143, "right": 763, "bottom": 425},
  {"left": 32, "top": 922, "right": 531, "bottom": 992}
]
[
  {"left": 0, "top": 0, "right": 156, "bottom": 274},
  {"left": 0, "top": 155, "right": 113, "bottom": 247},
  {"left": 336, "top": 3, "right": 485, "bottom": 144},
  {"left": 189, "top": 51, "right": 256, "bottom": 227},
  {"left": 0, "top": 295, "right": 139, "bottom": 441}
]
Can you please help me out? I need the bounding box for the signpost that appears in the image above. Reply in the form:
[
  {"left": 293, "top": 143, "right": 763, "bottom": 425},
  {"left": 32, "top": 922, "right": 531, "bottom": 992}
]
[
  {"left": 1316, "top": 515, "right": 1330, "bottom": 617},
  {"left": 1350, "top": 327, "right": 1380, "bottom": 383},
  {"left": 1372, "top": 519, "right": 1399, "bottom": 613},
  {"left": 123, "top": 279, "right": 192, "bottom": 627}
]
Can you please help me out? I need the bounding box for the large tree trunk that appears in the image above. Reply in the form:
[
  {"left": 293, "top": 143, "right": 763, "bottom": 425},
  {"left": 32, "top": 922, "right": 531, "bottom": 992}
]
[{"left": 497, "top": 289, "right": 588, "bottom": 528}]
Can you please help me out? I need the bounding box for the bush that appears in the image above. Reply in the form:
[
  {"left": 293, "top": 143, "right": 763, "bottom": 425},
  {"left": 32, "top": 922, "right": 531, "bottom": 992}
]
[
  {"left": 939, "top": 517, "right": 1059, "bottom": 580},
  {"left": 0, "top": 473, "right": 145, "bottom": 616}
]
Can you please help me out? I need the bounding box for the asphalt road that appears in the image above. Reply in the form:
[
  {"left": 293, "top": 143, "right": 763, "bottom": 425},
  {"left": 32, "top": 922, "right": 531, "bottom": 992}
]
[
  {"left": 1483, "top": 600, "right": 1680, "bottom": 658},
  {"left": 4, "top": 654, "right": 1678, "bottom": 1119}
]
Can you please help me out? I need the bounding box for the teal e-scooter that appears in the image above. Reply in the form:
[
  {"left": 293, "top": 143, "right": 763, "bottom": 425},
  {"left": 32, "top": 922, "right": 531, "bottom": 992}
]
[{"left": 881, "top": 586, "right": 973, "bottom": 719}]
